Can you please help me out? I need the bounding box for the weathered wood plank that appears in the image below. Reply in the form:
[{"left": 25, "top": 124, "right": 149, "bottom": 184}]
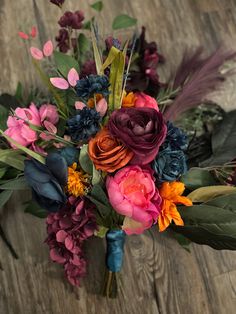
[{"left": 1, "top": 0, "right": 236, "bottom": 313}]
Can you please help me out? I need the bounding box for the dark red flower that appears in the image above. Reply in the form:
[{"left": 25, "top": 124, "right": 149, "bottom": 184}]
[
  {"left": 45, "top": 198, "right": 97, "bottom": 286},
  {"left": 55, "top": 28, "right": 76, "bottom": 53},
  {"left": 80, "top": 59, "right": 97, "bottom": 78},
  {"left": 108, "top": 107, "right": 167, "bottom": 165},
  {"left": 58, "top": 11, "right": 84, "bottom": 29}
]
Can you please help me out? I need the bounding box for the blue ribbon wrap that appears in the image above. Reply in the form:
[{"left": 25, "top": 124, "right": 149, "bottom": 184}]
[{"left": 106, "top": 230, "right": 126, "bottom": 272}]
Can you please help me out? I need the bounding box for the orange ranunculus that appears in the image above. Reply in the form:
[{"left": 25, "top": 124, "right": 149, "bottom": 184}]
[
  {"left": 88, "top": 128, "right": 134, "bottom": 173},
  {"left": 87, "top": 93, "right": 103, "bottom": 108},
  {"left": 122, "top": 92, "right": 136, "bottom": 108},
  {"left": 158, "top": 182, "right": 192, "bottom": 232}
]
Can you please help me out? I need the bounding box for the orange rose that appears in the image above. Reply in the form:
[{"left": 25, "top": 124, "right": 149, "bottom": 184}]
[{"left": 88, "top": 128, "right": 134, "bottom": 173}]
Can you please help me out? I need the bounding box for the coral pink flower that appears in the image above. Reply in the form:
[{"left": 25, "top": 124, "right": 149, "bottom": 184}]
[
  {"left": 39, "top": 104, "right": 59, "bottom": 125},
  {"left": 134, "top": 92, "right": 159, "bottom": 111},
  {"left": 106, "top": 165, "right": 162, "bottom": 235},
  {"left": 5, "top": 103, "right": 41, "bottom": 148}
]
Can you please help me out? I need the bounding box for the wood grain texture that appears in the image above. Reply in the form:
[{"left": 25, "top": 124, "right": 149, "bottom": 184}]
[{"left": 1, "top": 0, "right": 236, "bottom": 313}]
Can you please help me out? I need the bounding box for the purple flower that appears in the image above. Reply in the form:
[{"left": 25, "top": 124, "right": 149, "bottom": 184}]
[
  {"left": 58, "top": 11, "right": 84, "bottom": 29},
  {"left": 45, "top": 198, "right": 97, "bottom": 286},
  {"left": 50, "top": 0, "right": 65, "bottom": 7},
  {"left": 108, "top": 107, "right": 167, "bottom": 165}
]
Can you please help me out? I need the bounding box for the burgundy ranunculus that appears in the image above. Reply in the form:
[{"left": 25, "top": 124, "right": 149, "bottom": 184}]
[
  {"left": 80, "top": 59, "right": 97, "bottom": 78},
  {"left": 108, "top": 107, "right": 167, "bottom": 165},
  {"left": 50, "top": 0, "right": 65, "bottom": 7},
  {"left": 58, "top": 11, "right": 84, "bottom": 29}
]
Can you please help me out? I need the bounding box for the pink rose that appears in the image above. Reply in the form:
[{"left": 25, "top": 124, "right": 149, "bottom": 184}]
[
  {"left": 5, "top": 103, "right": 41, "bottom": 148},
  {"left": 39, "top": 104, "right": 59, "bottom": 125},
  {"left": 106, "top": 165, "right": 161, "bottom": 235},
  {"left": 134, "top": 92, "right": 159, "bottom": 111}
]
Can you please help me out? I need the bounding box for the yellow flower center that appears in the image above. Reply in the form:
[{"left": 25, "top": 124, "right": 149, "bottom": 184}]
[{"left": 67, "top": 163, "right": 88, "bottom": 197}]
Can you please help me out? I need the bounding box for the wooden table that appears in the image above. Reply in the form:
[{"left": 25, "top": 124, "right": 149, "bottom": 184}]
[{"left": 1, "top": 0, "right": 236, "bottom": 313}]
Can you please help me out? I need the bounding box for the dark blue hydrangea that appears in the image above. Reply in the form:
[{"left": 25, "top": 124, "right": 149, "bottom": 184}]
[
  {"left": 152, "top": 149, "right": 187, "bottom": 183},
  {"left": 162, "top": 121, "right": 188, "bottom": 151},
  {"left": 67, "top": 107, "right": 101, "bottom": 142},
  {"left": 76, "top": 74, "right": 110, "bottom": 99}
]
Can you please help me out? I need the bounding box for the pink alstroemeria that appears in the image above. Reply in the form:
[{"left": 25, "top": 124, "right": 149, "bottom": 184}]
[
  {"left": 30, "top": 40, "right": 54, "bottom": 60},
  {"left": 50, "top": 67, "right": 79, "bottom": 90}
]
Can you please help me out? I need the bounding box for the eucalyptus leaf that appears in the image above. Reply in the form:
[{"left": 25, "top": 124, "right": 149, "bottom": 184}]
[
  {"left": 0, "top": 149, "right": 25, "bottom": 171},
  {"left": 202, "top": 110, "right": 236, "bottom": 166},
  {"left": 172, "top": 193, "right": 236, "bottom": 250},
  {"left": 188, "top": 185, "right": 236, "bottom": 202},
  {"left": 112, "top": 14, "right": 137, "bottom": 30},
  {"left": 181, "top": 167, "right": 217, "bottom": 190},
  {"left": 0, "top": 177, "right": 28, "bottom": 190},
  {"left": 172, "top": 232, "right": 191, "bottom": 252},
  {"left": 92, "top": 165, "right": 102, "bottom": 185},
  {"left": 24, "top": 200, "right": 47, "bottom": 218},
  {"left": 90, "top": 1, "right": 103, "bottom": 12},
  {"left": 79, "top": 144, "right": 93, "bottom": 174},
  {"left": 53, "top": 51, "right": 79, "bottom": 77},
  {"left": 0, "top": 131, "right": 45, "bottom": 164}
]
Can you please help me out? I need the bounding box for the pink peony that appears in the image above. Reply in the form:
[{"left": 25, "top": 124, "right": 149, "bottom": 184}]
[
  {"left": 39, "top": 104, "right": 59, "bottom": 125},
  {"left": 106, "top": 165, "right": 162, "bottom": 235},
  {"left": 134, "top": 92, "right": 159, "bottom": 111},
  {"left": 5, "top": 103, "right": 41, "bottom": 148}
]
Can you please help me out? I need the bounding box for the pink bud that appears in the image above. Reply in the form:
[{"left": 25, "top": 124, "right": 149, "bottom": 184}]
[{"left": 30, "top": 47, "right": 43, "bottom": 60}]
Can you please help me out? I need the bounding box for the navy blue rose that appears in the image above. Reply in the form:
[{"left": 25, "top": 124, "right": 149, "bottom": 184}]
[
  {"left": 152, "top": 149, "right": 187, "bottom": 183},
  {"left": 162, "top": 121, "right": 188, "bottom": 151},
  {"left": 67, "top": 107, "right": 101, "bottom": 142},
  {"left": 76, "top": 74, "right": 110, "bottom": 99},
  {"left": 58, "top": 147, "right": 79, "bottom": 166},
  {"left": 24, "top": 153, "right": 68, "bottom": 212}
]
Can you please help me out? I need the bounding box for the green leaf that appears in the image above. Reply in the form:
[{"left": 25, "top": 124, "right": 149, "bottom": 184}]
[
  {"left": 172, "top": 232, "right": 191, "bottom": 252},
  {"left": 0, "top": 130, "right": 45, "bottom": 164},
  {"left": 24, "top": 200, "right": 47, "bottom": 218},
  {"left": 0, "top": 105, "right": 9, "bottom": 130},
  {"left": 0, "top": 190, "right": 13, "bottom": 209},
  {"left": 83, "top": 20, "right": 91, "bottom": 30},
  {"left": 0, "top": 149, "right": 25, "bottom": 171},
  {"left": 112, "top": 14, "right": 137, "bottom": 30},
  {"left": 77, "top": 33, "right": 90, "bottom": 63},
  {"left": 92, "top": 165, "right": 102, "bottom": 185},
  {"left": 90, "top": 1, "right": 103, "bottom": 12},
  {"left": 79, "top": 144, "right": 93, "bottom": 174},
  {"left": 87, "top": 184, "right": 112, "bottom": 218},
  {"left": 0, "top": 93, "right": 20, "bottom": 109},
  {"left": 0, "top": 166, "right": 7, "bottom": 179},
  {"left": 188, "top": 185, "right": 236, "bottom": 202},
  {"left": 0, "top": 177, "right": 28, "bottom": 190},
  {"left": 172, "top": 193, "right": 236, "bottom": 250},
  {"left": 202, "top": 110, "right": 236, "bottom": 166},
  {"left": 181, "top": 167, "right": 217, "bottom": 190},
  {"left": 14, "top": 82, "right": 23, "bottom": 102},
  {"left": 53, "top": 51, "right": 79, "bottom": 77}
]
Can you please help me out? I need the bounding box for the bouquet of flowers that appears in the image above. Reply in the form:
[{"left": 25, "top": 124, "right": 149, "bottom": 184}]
[{"left": 1, "top": 0, "right": 236, "bottom": 298}]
